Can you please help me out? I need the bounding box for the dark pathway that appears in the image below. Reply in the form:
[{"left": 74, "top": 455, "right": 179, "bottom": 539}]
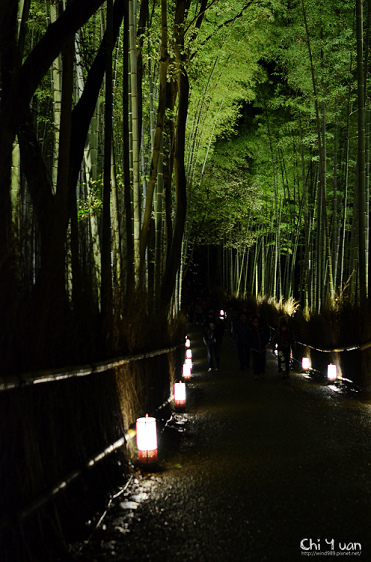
[{"left": 70, "top": 326, "right": 371, "bottom": 561}]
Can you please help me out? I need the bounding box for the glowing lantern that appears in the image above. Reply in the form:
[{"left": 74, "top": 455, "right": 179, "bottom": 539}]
[
  {"left": 174, "top": 381, "right": 186, "bottom": 408},
  {"left": 302, "top": 357, "right": 310, "bottom": 371},
  {"left": 186, "top": 348, "right": 192, "bottom": 359},
  {"left": 185, "top": 357, "right": 192, "bottom": 369},
  {"left": 182, "top": 363, "right": 191, "bottom": 380},
  {"left": 185, "top": 337, "right": 191, "bottom": 348},
  {"left": 136, "top": 414, "right": 157, "bottom": 464},
  {"left": 220, "top": 310, "right": 225, "bottom": 319},
  {"left": 327, "top": 363, "right": 337, "bottom": 382}
]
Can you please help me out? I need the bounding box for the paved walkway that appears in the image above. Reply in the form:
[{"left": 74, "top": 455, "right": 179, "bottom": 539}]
[{"left": 69, "top": 326, "right": 371, "bottom": 562}]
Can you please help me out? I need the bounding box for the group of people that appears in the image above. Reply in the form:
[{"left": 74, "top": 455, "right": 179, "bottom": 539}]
[{"left": 202, "top": 307, "right": 293, "bottom": 379}]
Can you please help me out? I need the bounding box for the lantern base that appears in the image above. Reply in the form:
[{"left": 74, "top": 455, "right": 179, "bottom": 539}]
[
  {"left": 174, "top": 400, "right": 186, "bottom": 411},
  {"left": 138, "top": 448, "right": 158, "bottom": 465}
]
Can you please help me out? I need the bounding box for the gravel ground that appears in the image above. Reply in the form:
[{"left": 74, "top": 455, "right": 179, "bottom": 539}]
[{"left": 68, "top": 326, "right": 371, "bottom": 562}]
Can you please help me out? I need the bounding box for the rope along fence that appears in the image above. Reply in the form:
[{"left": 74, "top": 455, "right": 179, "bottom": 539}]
[
  {"left": 268, "top": 323, "right": 370, "bottom": 384},
  {"left": 0, "top": 343, "right": 183, "bottom": 533},
  {"left": 266, "top": 321, "right": 371, "bottom": 355},
  {"left": 292, "top": 337, "right": 371, "bottom": 389},
  {"left": 0, "top": 345, "right": 181, "bottom": 392},
  {"left": 295, "top": 339, "right": 371, "bottom": 354},
  {"left": 4, "top": 334, "right": 369, "bottom": 531}
]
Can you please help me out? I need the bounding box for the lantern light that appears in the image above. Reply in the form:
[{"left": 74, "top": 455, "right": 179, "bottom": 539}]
[
  {"left": 185, "top": 337, "right": 191, "bottom": 348},
  {"left": 185, "top": 357, "right": 192, "bottom": 369},
  {"left": 182, "top": 363, "right": 191, "bottom": 380},
  {"left": 327, "top": 363, "right": 337, "bottom": 382},
  {"left": 186, "top": 348, "right": 192, "bottom": 359},
  {"left": 220, "top": 309, "right": 225, "bottom": 319},
  {"left": 174, "top": 381, "right": 186, "bottom": 409},
  {"left": 136, "top": 414, "right": 158, "bottom": 465},
  {"left": 302, "top": 357, "right": 310, "bottom": 371}
]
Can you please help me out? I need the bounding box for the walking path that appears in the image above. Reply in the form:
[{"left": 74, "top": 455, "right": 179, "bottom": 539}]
[{"left": 69, "top": 325, "right": 371, "bottom": 562}]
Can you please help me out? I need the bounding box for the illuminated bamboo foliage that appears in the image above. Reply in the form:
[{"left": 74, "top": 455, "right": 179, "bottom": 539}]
[
  {"left": 2, "top": 7, "right": 371, "bottom": 556},
  {"left": 1, "top": 0, "right": 371, "bottom": 373},
  {"left": 187, "top": 0, "right": 370, "bottom": 313}
]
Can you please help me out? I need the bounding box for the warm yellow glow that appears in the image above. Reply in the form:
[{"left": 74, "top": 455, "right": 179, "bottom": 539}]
[
  {"left": 174, "top": 381, "right": 186, "bottom": 407},
  {"left": 327, "top": 363, "right": 337, "bottom": 382},
  {"left": 302, "top": 357, "right": 310, "bottom": 370},
  {"left": 185, "top": 337, "right": 191, "bottom": 348},
  {"left": 186, "top": 348, "right": 192, "bottom": 359},
  {"left": 185, "top": 357, "right": 192, "bottom": 369}
]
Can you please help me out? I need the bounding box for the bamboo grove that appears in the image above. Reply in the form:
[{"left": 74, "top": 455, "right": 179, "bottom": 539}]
[
  {"left": 187, "top": 0, "right": 371, "bottom": 315},
  {"left": 0, "top": 0, "right": 206, "bottom": 374},
  {"left": 0, "top": 0, "right": 370, "bottom": 375}
]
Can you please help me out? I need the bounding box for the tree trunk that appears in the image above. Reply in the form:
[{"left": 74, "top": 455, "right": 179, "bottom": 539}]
[
  {"left": 356, "top": 0, "right": 367, "bottom": 303},
  {"left": 160, "top": 0, "right": 189, "bottom": 309},
  {"left": 0, "top": 1, "right": 18, "bottom": 314},
  {"left": 101, "top": 0, "right": 113, "bottom": 338},
  {"left": 123, "top": 0, "right": 134, "bottom": 298},
  {"left": 129, "top": 0, "right": 141, "bottom": 285},
  {"left": 49, "top": 2, "right": 63, "bottom": 193},
  {"left": 139, "top": 0, "right": 169, "bottom": 279},
  {"left": 301, "top": 0, "right": 334, "bottom": 309}
]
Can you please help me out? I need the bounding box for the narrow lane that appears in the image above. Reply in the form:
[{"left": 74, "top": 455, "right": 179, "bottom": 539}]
[{"left": 70, "top": 326, "right": 371, "bottom": 562}]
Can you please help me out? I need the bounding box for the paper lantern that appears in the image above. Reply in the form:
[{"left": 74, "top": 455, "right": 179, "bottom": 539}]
[
  {"left": 302, "top": 357, "right": 310, "bottom": 371},
  {"left": 186, "top": 348, "right": 192, "bottom": 359},
  {"left": 185, "top": 336, "right": 191, "bottom": 348},
  {"left": 136, "top": 414, "right": 157, "bottom": 464},
  {"left": 174, "top": 381, "right": 186, "bottom": 408},
  {"left": 185, "top": 357, "right": 192, "bottom": 369},
  {"left": 327, "top": 363, "right": 337, "bottom": 382},
  {"left": 182, "top": 363, "right": 191, "bottom": 380},
  {"left": 220, "top": 309, "right": 225, "bottom": 319}
]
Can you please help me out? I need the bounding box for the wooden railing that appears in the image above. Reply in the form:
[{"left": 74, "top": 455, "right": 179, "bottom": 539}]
[{"left": 0, "top": 342, "right": 183, "bottom": 533}]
